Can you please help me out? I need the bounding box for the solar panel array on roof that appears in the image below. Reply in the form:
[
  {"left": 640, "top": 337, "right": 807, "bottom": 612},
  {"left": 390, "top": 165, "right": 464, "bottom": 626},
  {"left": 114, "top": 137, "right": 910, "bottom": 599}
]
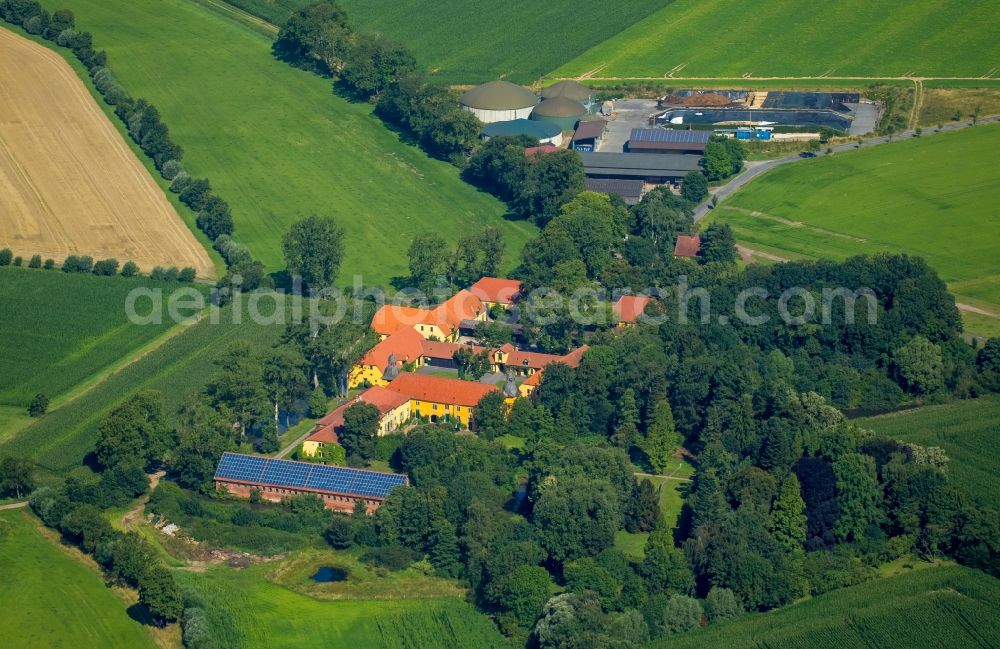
[
  {"left": 215, "top": 452, "right": 266, "bottom": 483},
  {"left": 629, "top": 128, "right": 711, "bottom": 144},
  {"left": 214, "top": 453, "right": 406, "bottom": 500}
]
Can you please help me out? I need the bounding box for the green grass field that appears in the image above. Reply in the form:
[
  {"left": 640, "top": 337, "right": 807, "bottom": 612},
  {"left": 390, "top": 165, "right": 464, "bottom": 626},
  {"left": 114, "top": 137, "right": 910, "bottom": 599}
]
[
  {"left": 178, "top": 560, "right": 507, "bottom": 648},
  {"left": 709, "top": 124, "right": 1000, "bottom": 322},
  {"left": 0, "top": 268, "right": 185, "bottom": 422},
  {"left": 336, "top": 0, "right": 674, "bottom": 84},
  {"left": 0, "top": 510, "right": 158, "bottom": 649},
  {"left": 556, "top": 0, "right": 1000, "bottom": 79},
  {"left": 0, "top": 300, "right": 285, "bottom": 480},
  {"left": 46, "top": 0, "right": 534, "bottom": 286},
  {"left": 222, "top": 0, "right": 674, "bottom": 84},
  {"left": 857, "top": 396, "right": 1000, "bottom": 509},
  {"left": 652, "top": 564, "right": 1000, "bottom": 648}
]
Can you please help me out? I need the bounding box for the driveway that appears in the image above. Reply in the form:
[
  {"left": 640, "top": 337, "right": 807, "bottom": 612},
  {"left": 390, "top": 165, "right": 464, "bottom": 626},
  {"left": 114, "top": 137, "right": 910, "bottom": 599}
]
[{"left": 600, "top": 99, "right": 659, "bottom": 152}]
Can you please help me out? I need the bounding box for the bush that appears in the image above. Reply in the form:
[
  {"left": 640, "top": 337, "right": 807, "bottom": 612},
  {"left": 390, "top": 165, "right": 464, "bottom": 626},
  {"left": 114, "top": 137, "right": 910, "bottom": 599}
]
[
  {"left": 360, "top": 545, "right": 421, "bottom": 571},
  {"left": 63, "top": 255, "right": 93, "bottom": 273},
  {"left": 43, "top": 258, "right": 54, "bottom": 270},
  {"left": 161, "top": 159, "right": 184, "bottom": 181},
  {"left": 182, "top": 607, "right": 216, "bottom": 649},
  {"left": 179, "top": 178, "right": 212, "bottom": 211},
  {"left": 28, "top": 254, "right": 42, "bottom": 268},
  {"left": 13, "top": 256, "right": 22, "bottom": 266},
  {"left": 0, "top": 248, "right": 11, "bottom": 265},
  {"left": 27, "top": 393, "right": 48, "bottom": 417},
  {"left": 324, "top": 515, "right": 355, "bottom": 549},
  {"left": 24, "top": 14, "right": 44, "bottom": 35},
  {"left": 92, "top": 258, "right": 119, "bottom": 276},
  {"left": 120, "top": 260, "right": 139, "bottom": 277},
  {"left": 195, "top": 196, "right": 234, "bottom": 240},
  {"left": 169, "top": 171, "right": 191, "bottom": 193},
  {"left": 178, "top": 267, "right": 197, "bottom": 283},
  {"left": 56, "top": 28, "right": 77, "bottom": 47},
  {"left": 681, "top": 171, "right": 709, "bottom": 203}
]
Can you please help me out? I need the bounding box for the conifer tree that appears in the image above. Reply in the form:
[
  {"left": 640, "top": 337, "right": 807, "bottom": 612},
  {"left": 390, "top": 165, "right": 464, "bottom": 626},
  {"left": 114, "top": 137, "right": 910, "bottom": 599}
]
[
  {"left": 612, "top": 388, "right": 640, "bottom": 448},
  {"left": 640, "top": 399, "right": 681, "bottom": 473},
  {"left": 770, "top": 474, "right": 807, "bottom": 552}
]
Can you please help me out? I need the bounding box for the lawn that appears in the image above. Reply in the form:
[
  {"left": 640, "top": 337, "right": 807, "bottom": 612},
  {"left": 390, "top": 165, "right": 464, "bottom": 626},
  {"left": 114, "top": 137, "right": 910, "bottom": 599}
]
[
  {"left": 617, "top": 461, "right": 695, "bottom": 558},
  {"left": 555, "top": 0, "right": 1000, "bottom": 79},
  {"left": 46, "top": 0, "right": 534, "bottom": 286},
  {"left": 0, "top": 267, "right": 187, "bottom": 421},
  {"left": 0, "top": 299, "right": 285, "bottom": 481},
  {"left": 653, "top": 564, "right": 1000, "bottom": 648},
  {"left": 0, "top": 510, "right": 158, "bottom": 649},
  {"left": 857, "top": 396, "right": 1000, "bottom": 509},
  {"left": 177, "top": 560, "right": 507, "bottom": 648},
  {"left": 709, "top": 123, "right": 1000, "bottom": 322}
]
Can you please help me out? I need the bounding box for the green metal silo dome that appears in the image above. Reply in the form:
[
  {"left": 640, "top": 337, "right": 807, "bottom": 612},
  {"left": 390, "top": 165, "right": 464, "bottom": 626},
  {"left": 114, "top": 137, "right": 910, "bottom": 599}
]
[
  {"left": 540, "top": 80, "right": 593, "bottom": 103},
  {"left": 530, "top": 96, "right": 588, "bottom": 132}
]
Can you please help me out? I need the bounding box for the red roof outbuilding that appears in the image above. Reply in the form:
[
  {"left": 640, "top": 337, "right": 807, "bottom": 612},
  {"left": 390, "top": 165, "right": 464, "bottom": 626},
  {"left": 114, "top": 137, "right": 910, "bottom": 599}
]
[
  {"left": 614, "top": 295, "right": 653, "bottom": 324},
  {"left": 673, "top": 235, "right": 701, "bottom": 258},
  {"left": 470, "top": 277, "right": 523, "bottom": 306}
]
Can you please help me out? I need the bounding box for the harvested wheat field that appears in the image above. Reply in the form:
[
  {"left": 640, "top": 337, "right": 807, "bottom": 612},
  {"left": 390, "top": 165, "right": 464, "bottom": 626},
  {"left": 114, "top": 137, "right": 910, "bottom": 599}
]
[{"left": 0, "top": 28, "right": 213, "bottom": 277}]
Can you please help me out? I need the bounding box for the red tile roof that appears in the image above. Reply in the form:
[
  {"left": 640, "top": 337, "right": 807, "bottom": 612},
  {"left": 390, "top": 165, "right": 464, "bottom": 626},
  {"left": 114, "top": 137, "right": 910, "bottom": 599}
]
[
  {"left": 518, "top": 345, "right": 589, "bottom": 389},
  {"left": 469, "top": 277, "right": 523, "bottom": 306},
  {"left": 673, "top": 235, "right": 701, "bottom": 258},
  {"left": 506, "top": 349, "right": 564, "bottom": 370},
  {"left": 370, "top": 290, "right": 484, "bottom": 338},
  {"left": 309, "top": 386, "right": 410, "bottom": 444},
  {"left": 524, "top": 145, "right": 559, "bottom": 156},
  {"left": 560, "top": 345, "right": 589, "bottom": 368},
  {"left": 360, "top": 326, "right": 425, "bottom": 370},
  {"left": 371, "top": 304, "right": 431, "bottom": 337},
  {"left": 614, "top": 296, "right": 653, "bottom": 323},
  {"left": 388, "top": 373, "right": 498, "bottom": 408}
]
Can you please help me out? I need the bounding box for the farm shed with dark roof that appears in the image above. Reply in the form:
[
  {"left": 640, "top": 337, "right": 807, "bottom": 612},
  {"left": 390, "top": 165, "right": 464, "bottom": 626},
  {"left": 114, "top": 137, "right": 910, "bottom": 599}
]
[
  {"left": 626, "top": 128, "right": 711, "bottom": 154},
  {"left": 580, "top": 151, "right": 702, "bottom": 183}
]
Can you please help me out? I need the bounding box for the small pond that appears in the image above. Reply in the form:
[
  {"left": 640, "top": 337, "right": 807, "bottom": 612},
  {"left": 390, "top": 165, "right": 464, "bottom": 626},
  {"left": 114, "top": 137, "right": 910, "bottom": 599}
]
[{"left": 312, "top": 566, "right": 348, "bottom": 583}]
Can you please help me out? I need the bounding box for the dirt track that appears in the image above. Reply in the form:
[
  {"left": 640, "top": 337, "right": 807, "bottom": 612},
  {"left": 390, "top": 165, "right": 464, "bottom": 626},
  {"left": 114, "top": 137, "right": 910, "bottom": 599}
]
[{"left": 0, "top": 28, "right": 214, "bottom": 277}]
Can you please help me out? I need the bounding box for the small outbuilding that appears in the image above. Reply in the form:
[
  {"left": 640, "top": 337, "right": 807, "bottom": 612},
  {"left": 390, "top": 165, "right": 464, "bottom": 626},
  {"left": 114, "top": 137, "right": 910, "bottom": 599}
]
[
  {"left": 531, "top": 96, "right": 588, "bottom": 132},
  {"left": 571, "top": 120, "right": 607, "bottom": 151},
  {"left": 461, "top": 80, "right": 539, "bottom": 124},
  {"left": 540, "top": 80, "right": 593, "bottom": 103},
  {"left": 481, "top": 119, "right": 563, "bottom": 146}
]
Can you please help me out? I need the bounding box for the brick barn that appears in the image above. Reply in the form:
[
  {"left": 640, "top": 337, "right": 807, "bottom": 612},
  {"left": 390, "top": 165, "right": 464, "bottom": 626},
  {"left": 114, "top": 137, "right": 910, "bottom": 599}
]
[{"left": 213, "top": 452, "right": 407, "bottom": 513}]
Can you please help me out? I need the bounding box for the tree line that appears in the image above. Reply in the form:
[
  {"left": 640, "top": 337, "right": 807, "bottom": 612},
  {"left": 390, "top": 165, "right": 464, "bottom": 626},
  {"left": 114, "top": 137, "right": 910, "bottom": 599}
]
[
  {"left": 272, "top": 1, "right": 481, "bottom": 165},
  {"left": 0, "top": 2, "right": 259, "bottom": 286},
  {"left": 0, "top": 248, "right": 197, "bottom": 281}
]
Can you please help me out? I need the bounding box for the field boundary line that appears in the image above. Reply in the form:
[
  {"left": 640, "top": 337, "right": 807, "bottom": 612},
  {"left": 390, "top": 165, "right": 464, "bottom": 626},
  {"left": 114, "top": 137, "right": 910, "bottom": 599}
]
[{"left": 48, "top": 313, "right": 205, "bottom": 411}]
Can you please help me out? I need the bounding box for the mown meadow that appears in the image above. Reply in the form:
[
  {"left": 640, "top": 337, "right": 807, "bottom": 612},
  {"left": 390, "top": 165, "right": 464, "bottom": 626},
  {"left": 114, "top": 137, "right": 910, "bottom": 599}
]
[
  {"left": 0, "top": 267, "right": 188, "bottom": 439},
  {"left": 177, "top": 561, "right": 508, "bottom": 649},
  {"left": 44, "top": 0, "right": 535, "bottom": 285},
  {"left": 858, "top": 396, "right": 1000, "bottom": 509},
  {"left": 555, "top": 0, "right": 1000, "bottom": 79},
  {"left": 0, "top": 509, "right": 159, "bottom": 649},
  {"left": 708, "top": 124, "right": 1000, "bottom": 330},
  {"left": 653, "top": 564, "right": 1000, "bottom": 649}
]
